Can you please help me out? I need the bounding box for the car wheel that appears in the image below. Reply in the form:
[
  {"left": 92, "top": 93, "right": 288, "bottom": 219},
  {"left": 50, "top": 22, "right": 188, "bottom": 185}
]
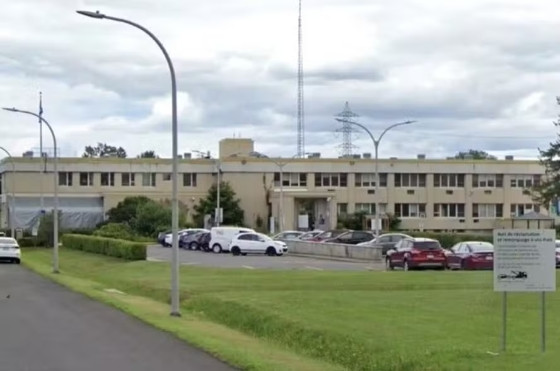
[
  {"left": 212, "top": 244, "right": 222, "bottom": 254},
  {"left": 14, "top": 259, "right": 20, "bottom": 265},
  {"left": 385, "top": 258, "right": 394, "bottom": 271},
  {"left": 231, "top": 246, "right": 241, "bottom": 256},
  {"left": 403, "top": 259, "right": 410, "bottom": 271},
  {"left": 266, "top": 247, "right": 276, "bottom": 256},
  {"left": 189, "top": 242, "right": 198, "bottom": 250},
  {"left": 241, "top": 253, "right": 247, "bottom": 256}
]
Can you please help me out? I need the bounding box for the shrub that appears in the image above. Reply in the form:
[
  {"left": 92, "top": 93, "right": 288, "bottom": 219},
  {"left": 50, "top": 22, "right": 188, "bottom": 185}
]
[
  {"left": 62, "top": 234, "right": 146, "bottom": 260},
  {"left": 17, "top": 237, "right": 38, "bottom": 247},
  {"left": 93, "top": 222, "right": 134, "bottom": 240},
  {"left": 407, "top": 232, "right": 493, "bottom": 248}
]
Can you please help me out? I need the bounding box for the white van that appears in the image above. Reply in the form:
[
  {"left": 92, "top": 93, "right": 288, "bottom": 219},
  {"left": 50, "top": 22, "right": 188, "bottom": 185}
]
[{"left": 210, "top": 226, "right": 255, "bottom": 253}]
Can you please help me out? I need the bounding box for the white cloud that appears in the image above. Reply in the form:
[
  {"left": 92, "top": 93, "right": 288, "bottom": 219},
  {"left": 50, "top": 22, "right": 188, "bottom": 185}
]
[{"left": 0, "top": 0, "right": 560, "bottom": 160}]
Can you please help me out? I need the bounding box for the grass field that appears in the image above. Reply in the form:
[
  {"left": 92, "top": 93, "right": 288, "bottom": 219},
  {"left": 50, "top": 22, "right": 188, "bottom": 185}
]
[{"left": 22, "top": 248, "right": 560, "bottom": 371}]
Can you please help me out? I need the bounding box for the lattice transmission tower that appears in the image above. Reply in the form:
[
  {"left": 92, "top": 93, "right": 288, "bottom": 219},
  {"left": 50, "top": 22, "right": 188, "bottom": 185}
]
[
  {"left": 335, "top": 102, "right": 359, "bottom": 157},
  {"left": 296, "top": 0, "right": 305, "bottom": 158}
]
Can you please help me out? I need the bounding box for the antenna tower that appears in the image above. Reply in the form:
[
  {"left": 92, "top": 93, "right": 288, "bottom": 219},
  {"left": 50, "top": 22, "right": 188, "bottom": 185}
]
[
  {"left": 335, "top": 102, "right": 359, "bottom": 157},
  {"left": 296, "top": 0, "right": 305, "bottom": 157}
]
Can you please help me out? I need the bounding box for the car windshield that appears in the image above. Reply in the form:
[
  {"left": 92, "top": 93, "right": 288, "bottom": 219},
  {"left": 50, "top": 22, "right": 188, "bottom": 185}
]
[
  {"left": 413, "top": 241, "right": 441, "bottom": 250},
  {"left": 469, "top": 243, "right": 493, "bottom": 252}
]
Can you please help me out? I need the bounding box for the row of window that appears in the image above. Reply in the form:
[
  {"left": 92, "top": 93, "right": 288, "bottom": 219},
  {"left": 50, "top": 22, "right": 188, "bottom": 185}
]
[
  {"left": 58, "top": 172, "right": 198, "bottom": 187},
  {"left": 274, "top": 173, "right": 541, "bottom": 188},
  {"left": 337, "top": 203, "right": 540, "bottom": 218}
]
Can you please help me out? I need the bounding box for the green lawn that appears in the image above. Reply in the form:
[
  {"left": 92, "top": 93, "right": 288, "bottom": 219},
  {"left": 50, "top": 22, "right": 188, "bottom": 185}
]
[{"left": 22, "top": 248, "right": 560, "bottom": 371}]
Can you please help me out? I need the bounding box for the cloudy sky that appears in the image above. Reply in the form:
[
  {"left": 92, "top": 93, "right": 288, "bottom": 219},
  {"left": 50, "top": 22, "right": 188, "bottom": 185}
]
[{"left": 0, "top": 0, "right": 559, "bottom": 160}]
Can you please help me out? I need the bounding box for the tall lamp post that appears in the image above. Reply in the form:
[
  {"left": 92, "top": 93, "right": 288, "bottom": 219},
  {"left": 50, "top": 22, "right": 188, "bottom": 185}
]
[
  {"left": 76, "top": 10, "right": 180, "bottom": 316},
  {"left": 336, "top": 119, "right": 416, "bottom": 237},
  {"left": 0, "top": 146, "right": 15, "bottom": 238},
  {"left": 2, "top": 108, "right": 59, "bottom": 273}
]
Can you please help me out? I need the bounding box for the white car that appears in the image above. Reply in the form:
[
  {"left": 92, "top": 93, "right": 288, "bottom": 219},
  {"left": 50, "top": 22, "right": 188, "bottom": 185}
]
[
  {"left": 272, "top": 230, "right": 304, "bottom": 241},
  {"left": 228, "top": 232, "right": 287, "bottom": 256},
  {"left": 0, "top": 237, "right": 21, "bottom": 264}
]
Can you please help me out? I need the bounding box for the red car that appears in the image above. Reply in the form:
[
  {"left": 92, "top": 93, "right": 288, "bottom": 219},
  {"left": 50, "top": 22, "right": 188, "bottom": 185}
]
[
  {"left": 446, "top": 241, "right": 494, "bottom": 270},
  {"left": 386, "top": 238, "right": 446, "bottom": 271}
]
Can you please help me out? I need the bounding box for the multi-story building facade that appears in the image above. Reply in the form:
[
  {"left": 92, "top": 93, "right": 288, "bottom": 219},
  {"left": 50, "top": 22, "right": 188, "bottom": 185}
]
[{"left": 0, "top": 138, "right": 548, "bottom": 233}]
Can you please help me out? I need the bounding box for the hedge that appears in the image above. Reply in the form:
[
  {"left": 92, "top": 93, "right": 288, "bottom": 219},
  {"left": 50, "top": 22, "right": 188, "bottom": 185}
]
[
  {"left": 62, "top": 234, "right": 147, "bottom": 261},
  {"left": 406, "top": 232, "right": 493, "bottom": 248}
]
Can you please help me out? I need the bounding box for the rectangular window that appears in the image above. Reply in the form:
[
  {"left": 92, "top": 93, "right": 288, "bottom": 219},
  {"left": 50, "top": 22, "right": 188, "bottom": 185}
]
[
  {"left": 355, "top": 173, "right": 388, "bottom": 187},
  {"left": 510, "top": 175, "right": 541, "bottom": 188},
  {"left": 314, "top": 173, "right": 348, "bottom": 187},
  {"left": 472, "top": 174, "right": 503, "bottom": 188},
  {"left": 337, "top": 203, "right": 348, "bottom": 217},
  {"left": 79, "top": 172, "right": 93, "bottom": 186},
  {"left": 394, "top": 173, "right": 426, "bottom": 187},
  {"left": 100, "top": 172, "right": 115, "bottom": 187},
  {"left": 355, "top": 203, "right": 387, "bottom": 215},
  {"left": 510, "top": 203, "right": 540, "bottom": 217},
  {"left": 433, "top": 174, "right": 465, "bottom": 188},
  {"left": 274, "top": 172, "right": 307, "bottom": 187},
  {"left": 433, "top": 203, "right": 465, "bottom": 218},
  {"left": 183, "top": 173, "right": 197, "bottom": 187},
  {"left": 122, "top": 173, "right": 135, "bottom": 187},
  {"left": 394, "top": 203, "right": 426, "bottom": 218},
  {"left": 142, "top": 173, "right": 156, "bottom": 187},
  {"left": 473, "top": 204, "right": 503, "bottom": 218},
  {"left": 58, "top": 172, "right": 73, "bottom": 186},
  {"left": 163, "top": 173, "right": 172, "bottom": 181}
]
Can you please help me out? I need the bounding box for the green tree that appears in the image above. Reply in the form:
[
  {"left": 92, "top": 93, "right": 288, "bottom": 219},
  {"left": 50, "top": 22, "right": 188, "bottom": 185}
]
[
  {"left": 533, "top": 97, "right": 560, "bottom": 208},
  {"left": 193, "top": 182, "right": 244, "bottom": 227},
  {"left": 454, "top": 149, "right": 497, "bottom": 160},
  {"left": 106, "top": 196, "right": 151, "bottom": 224},
  {"left": 83, "top": 142, "right": 127, "bottom": 158},
  {"left": 138, "top": 150, "right": 158, "bottom": 158}
]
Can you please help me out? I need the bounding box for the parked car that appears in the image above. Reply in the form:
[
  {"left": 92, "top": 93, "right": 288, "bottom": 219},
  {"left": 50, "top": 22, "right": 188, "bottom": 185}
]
[
  {"left": 179, "top": 229, "right": 209, "bottom": 249},
  {"left": 209, "top": 226, "right": 256, "bottom": 253},
  {"left": 298, "top": 230, "right": 324, "bottom": 241},
  {"left": 555, "top": 240, "right": 560, "bottom": 268},
  {"left": 386, "top": 237, "right": 446, "bottom": 271},
  {"left": 157, "top": 230, "right": 171, "bottom": 246},
  {"left": 323, "top": 230, "right": 375, "bottom": 245},
  {"left": 163, "top": 229, "right": 198, "bottom": 247},
  {"left": 197, "top": 232, "right": 212, "bottom": 252},
  {"left": 273, "top": 230, "right": 305, "bottom": 241},
  {"left": 308, "top": 229, "right": 348, "bottom": 242},
  {"left": 357, "top": 233, "right": 412, "bottom": 255},
  {"left": 228, "top": 232, "right": 287, "bottom": 256},
  {"left": 0, "top": 237, "right": 21, "bottom": 264},
  {"left": 446, "top": 241, "right": 494, "bottom": 270}
]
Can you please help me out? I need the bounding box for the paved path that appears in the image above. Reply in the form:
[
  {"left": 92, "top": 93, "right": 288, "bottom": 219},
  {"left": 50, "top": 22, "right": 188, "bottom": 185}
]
[
  {"left": 0, "top": 264, "right": 234, "bottom": 371},
  {"left": 148, "top": 245, "right": 384, "bottom": 271}
]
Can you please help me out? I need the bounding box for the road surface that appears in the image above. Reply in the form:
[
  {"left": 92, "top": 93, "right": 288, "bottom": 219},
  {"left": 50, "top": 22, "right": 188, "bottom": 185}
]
[
  {"left": 0, "top": 264, "right": 234, "bottom": 371},
  {"left": 148, "top": 245, "right": 384, "bottom": 271}
]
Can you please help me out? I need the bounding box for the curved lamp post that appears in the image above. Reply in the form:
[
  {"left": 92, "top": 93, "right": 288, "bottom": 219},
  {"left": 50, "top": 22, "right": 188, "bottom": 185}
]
[
  {"left": 0, "top": 146, "right": 15, "bottom": 238},
  {"left": 77, "top": 10, "right": 180, "bottom": 316},
  {"left": 335, "top": 119, "right": 416, "bottom": 237},
  {"left": 3, "top": 108, "right": 59, "bottom": 273}
]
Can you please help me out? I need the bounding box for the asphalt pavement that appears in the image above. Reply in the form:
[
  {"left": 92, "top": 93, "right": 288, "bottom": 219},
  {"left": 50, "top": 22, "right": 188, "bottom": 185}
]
[
  {"left": 0, "top": 264, "right": 234, "bottom": 371},
  {"left": 148, "top": 245, "right": 384, "bottom": 271}
]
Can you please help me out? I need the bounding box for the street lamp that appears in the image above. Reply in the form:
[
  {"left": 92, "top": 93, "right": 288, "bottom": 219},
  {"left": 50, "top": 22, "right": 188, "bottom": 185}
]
[
  {"left": 2, "top": 108, "right": 59, "bottom": 273},
  {"left": 0, "top": 146, "right": 15, "bottom": 238},
  {"left": 336, "top": 119, "right": 416, "bottom": 237},
  {"left": 77, "top": 9, "right": 181, "bottom": 316}
]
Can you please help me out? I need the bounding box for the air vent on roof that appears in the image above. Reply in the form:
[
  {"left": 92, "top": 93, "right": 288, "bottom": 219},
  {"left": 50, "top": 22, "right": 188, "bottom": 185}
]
[
  {"left": 363, "top": 153, "right": 371, "bottom": 159},
  {"left": 390, "top": 157, "right": 398, "bottom": 160},
  {"left": 22, "top": 151, "right": 33, "bottom": 158},
  {"left": 308, "top": 153, "right": 321, "bottom": 158},
  {"left": 505, "top": 155, "right": 514, "bottom": 160},
  {"left": 184, "top": 152, "right": 192, "bottom": 159},
  {"left": 353, "top": 154, "right": 361, "bottom": 159},
  {"left": 417, "top": 154, "right": 426, "bottom": 160}
]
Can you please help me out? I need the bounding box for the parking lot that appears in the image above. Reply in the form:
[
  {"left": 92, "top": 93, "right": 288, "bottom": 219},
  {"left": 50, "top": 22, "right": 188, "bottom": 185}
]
[{"left": 147, "top": 245, "right": 384, "bottom": 271}]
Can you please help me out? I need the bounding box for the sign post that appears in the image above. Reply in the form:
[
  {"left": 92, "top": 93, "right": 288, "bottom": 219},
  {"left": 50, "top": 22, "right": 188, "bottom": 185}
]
[{"left": 493, "top": 229, "right": 556, "bottom": 352}]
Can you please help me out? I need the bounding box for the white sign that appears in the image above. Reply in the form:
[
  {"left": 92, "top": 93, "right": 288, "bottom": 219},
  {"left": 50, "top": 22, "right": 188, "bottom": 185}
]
[
  {"left": 493, "top": 229, "right": 556, "bottom": 292},
  {"left": 298, "top": 214, "right": 309, "bottom": 229}
]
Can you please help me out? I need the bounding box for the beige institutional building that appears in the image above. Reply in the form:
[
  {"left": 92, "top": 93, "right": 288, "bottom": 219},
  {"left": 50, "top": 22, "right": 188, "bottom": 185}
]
[{"left": 0, "top": 138, "right": 551, "bottom": 233}]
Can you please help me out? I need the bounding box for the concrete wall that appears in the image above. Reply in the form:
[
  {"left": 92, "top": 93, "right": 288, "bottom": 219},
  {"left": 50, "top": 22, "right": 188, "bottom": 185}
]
[{"left": 285, "top": 240, "right": 383, "bottom": 261}]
